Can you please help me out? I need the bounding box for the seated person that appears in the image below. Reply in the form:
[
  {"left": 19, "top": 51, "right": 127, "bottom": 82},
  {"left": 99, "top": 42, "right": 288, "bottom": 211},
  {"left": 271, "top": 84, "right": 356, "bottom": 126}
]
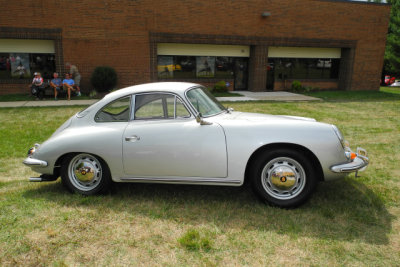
[
  {"left": 30, "top": 72, "right": 44, "bottom": 99},
  {"left": 50, "top": 72, "right": 63, "bottom": 100},
  {"left": 63, "top": 73, "right": 81, "bottom": 100}
]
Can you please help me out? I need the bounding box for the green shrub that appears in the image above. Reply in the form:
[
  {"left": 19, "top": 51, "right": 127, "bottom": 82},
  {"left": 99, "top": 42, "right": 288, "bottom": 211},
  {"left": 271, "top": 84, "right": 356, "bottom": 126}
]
[
  {"left": 213, "top": 80, "right": 228, "bottom": 93},
  {"left": 90, "top": 66, "right": 118, "bottom": 92},
  {"left": 304, "top": 86, "right": 313, "bottom": 93},
  {"left": 291, "top": 81, "right": 304, "bottom": 93}
]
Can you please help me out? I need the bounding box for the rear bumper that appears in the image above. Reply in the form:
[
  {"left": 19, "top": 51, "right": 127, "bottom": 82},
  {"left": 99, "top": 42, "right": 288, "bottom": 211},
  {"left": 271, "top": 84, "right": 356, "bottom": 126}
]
[{"left": 330, "top": 154, "right": 369, "bottom": 173}]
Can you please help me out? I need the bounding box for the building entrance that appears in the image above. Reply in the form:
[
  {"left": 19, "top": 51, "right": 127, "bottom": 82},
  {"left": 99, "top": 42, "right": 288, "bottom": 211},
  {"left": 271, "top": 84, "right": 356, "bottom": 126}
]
[
  {"left": 266, "top": 62, "right": 275, "bottom": 90},
  {"left": 234, "top": 58, "right": 248, "bottom": 90}
]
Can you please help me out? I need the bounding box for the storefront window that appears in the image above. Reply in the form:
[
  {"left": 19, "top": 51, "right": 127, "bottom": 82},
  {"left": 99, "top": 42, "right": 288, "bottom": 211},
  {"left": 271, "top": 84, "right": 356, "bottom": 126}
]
[
  {"left": 174, "top": 56, "right": 196, "bottom": 79},
  {"left": 157, "top": 56, "right": 174, "bottom": 78},
  {"left": 269, "top": 58, "right": 340, "bottom": 80},
  {"left": 157, "top": 55, "right": 246, "bottom": 80},
  {"left": 0, "top": 52, "right": 56, "bottom": 80},
  {"left": 196, "top": 56, "right": 215, "bottom": 78},
  {"left": 215, "top": 57, "right": 234, "bottom": 79}
]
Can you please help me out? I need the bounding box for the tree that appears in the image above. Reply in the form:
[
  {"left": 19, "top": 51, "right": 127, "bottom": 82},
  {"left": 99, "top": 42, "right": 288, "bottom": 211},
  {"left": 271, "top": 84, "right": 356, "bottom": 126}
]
[{"left": 384, "top": 0, "right": 400, "bottom": 75}]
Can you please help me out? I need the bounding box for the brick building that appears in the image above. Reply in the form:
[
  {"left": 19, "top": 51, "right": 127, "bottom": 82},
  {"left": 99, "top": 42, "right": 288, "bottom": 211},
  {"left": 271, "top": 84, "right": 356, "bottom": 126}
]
[{"left": 0, "top": 0, "right": 391, "bottom": 95}]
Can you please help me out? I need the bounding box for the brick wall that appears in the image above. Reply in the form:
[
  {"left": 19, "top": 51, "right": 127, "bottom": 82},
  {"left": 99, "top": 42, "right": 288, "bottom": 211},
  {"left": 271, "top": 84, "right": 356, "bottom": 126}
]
[
  {"left": 0, "top": 0, "right": 390, "bottom": 95},
  {"left": 273, "top": 80, "right": 339, "bottom": 91}
]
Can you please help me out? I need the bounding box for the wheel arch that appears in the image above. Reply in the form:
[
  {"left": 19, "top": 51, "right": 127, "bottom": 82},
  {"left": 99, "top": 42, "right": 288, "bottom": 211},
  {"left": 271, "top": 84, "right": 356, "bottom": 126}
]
[
  {"left": 53, "top": 152, "right": 111, "bottom": 178},
  {"left": 244, "top": 143, "right": 325, "bottom": 184}
]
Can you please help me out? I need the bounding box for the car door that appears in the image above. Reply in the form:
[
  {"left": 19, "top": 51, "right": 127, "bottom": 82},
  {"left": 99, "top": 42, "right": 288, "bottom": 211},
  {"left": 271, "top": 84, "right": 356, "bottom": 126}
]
[{"left": 122, "top": 93, "right": 227, "bottom": 178}]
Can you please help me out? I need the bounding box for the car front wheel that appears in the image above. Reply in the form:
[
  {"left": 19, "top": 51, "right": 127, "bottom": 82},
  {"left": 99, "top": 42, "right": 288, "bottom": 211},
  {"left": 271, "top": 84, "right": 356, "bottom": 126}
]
[
  {"left": 61, "top": 153, "right": 111, "bottom": 195},
  {"left": 250, "top": 149, "right": 317, "bottom": 208}
]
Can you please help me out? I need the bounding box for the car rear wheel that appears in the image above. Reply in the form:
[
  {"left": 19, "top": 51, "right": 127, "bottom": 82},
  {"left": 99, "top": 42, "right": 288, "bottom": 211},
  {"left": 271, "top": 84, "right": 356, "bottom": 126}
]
[
  {"left": 250, "top": 149, "right": 317, "bottom": 208},
  {"left": 61, "top": 153, "right": 111, "bottom": 195}
]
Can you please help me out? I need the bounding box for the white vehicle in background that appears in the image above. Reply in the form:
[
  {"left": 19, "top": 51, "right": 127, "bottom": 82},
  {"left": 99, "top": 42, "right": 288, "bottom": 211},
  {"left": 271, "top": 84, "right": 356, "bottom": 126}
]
[{"left": 390, "top": 80, "right": 400, "bottom": 87}]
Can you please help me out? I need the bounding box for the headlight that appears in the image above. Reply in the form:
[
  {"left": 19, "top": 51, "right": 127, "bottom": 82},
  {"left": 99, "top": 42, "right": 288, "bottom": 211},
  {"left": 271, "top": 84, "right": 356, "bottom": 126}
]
[
  {"left": 27, "top": 147, "right": 36, "bottom": 156},
  {"left": 27, "top": 143, "right": 40, "bottom": 156},
  {"left": 332, "top": 125, "right": 345, "bottom": 148}
]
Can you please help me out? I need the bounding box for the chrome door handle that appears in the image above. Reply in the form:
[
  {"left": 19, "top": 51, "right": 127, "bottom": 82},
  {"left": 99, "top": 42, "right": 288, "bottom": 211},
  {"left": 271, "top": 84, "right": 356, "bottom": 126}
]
[{"left": 125, "top": 135, "right": 140, "bottom": 142}]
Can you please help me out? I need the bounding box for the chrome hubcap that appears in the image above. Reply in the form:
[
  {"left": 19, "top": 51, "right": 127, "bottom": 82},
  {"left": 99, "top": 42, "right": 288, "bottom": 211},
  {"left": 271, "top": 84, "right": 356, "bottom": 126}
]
[
  {"left": 68, "top": 154, "right": 102, "bottom": 191},
  {"left": 261, "top": 157, "right": 306, "bottom": 200}
]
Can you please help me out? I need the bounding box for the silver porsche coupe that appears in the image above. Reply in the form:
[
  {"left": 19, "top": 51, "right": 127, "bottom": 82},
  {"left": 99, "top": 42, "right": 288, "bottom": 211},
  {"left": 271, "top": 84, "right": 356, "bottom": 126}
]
[{"left": 23, "top": 82, "right": 369, "bottom": 208}]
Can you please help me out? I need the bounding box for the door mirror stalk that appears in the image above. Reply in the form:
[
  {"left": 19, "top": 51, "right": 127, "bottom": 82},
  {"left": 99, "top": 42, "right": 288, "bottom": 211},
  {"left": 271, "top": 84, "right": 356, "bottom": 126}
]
[{"left": 195, "top": 113, "right": 212, "bottom": 125}]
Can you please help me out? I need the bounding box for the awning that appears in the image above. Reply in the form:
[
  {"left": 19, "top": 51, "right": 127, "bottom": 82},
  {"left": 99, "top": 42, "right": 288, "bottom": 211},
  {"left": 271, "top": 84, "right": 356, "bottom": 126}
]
[{"left": 0, "top": 39, "right": 55, "bottom": 53}]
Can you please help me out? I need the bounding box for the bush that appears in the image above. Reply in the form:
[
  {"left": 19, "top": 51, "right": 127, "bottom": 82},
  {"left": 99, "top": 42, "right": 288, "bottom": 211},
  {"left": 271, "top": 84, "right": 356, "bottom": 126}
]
[
  {"left": 90, "top": 66, "right": 118, "bottom": 92},
  {"left": 291, "top": 80, "right": 304, "bottom": 93},
  {"left": 213, "top": 80, "right": 228, "bottom": 93}
]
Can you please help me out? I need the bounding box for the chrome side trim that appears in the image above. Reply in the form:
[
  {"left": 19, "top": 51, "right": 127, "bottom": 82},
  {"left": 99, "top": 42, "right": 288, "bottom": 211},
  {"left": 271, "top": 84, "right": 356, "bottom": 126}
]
[
  {"left": 120, "top": 177, "right": 241, "bottom": 185},
  {"left": 330, "top": 155, "right": 369, "bottom": 173},
  {"left": 23, "top": 157, "right": 48, "bottom": 167}
]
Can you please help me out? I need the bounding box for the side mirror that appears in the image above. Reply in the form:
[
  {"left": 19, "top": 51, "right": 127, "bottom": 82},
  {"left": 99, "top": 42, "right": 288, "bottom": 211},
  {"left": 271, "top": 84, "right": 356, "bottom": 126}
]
[
  {"left": 227, "top": 107, "right": 234, "bottom": 113},
  {"left": 195, "top": 112, "right": 202, "bottom": 123},
  {"left": 195, "top": 113, "right": 212, "bottom": 125}
]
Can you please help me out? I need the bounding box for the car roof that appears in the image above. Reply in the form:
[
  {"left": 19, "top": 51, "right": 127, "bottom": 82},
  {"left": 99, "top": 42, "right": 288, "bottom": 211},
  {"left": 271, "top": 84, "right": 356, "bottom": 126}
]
[{"left": 103, "top": 82, "right": 201, "bottom": 100}]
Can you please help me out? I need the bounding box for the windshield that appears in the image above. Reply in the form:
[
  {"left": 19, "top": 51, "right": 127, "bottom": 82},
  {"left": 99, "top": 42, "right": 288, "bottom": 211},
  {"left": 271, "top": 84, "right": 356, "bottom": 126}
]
[{"left": 186, "top": 86, "right": 226, "bottom": 117}]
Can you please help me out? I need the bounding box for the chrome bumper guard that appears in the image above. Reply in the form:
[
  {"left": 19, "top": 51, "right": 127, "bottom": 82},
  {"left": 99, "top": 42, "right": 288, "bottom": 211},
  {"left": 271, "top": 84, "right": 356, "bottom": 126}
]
[
  {"left": 23, "top": 157, "right": 48, "bottom": 167},
  {"left": 330, "top": 147, "right": 369, "bottom": 173}
]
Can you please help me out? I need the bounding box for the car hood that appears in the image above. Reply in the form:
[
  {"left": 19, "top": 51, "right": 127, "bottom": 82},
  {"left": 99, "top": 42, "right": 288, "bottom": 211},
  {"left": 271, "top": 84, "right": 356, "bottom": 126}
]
[{"left": 214, "top": 111, "right": 316, "bottom": 123}]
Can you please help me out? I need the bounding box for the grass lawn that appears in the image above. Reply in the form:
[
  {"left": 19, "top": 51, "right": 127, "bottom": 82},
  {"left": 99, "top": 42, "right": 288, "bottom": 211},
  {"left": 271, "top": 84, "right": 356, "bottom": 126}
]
[
  {"left": 0, "top": 91, "right": 399, "bottom": 266},
  {"left": 304, "top": 86, "right": 400, "bottom": 101}
]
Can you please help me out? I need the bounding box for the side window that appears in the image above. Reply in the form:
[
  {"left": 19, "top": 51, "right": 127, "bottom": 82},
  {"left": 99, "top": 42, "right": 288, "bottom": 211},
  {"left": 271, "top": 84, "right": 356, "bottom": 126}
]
[
  {"left": 165, "top": 97, "right": 191, "bottom": 119},
  {"left": 135, "top": 94, "right": 168, "bottom": 120},
  {"left": 134, "top": 93, "right": 191, "bottom": 120},
  {"left": 95, "top": 96, "right": 131, "bottom": 122},
  {"left": 175, "top": 98, "right": 191, "bottom": 118}
]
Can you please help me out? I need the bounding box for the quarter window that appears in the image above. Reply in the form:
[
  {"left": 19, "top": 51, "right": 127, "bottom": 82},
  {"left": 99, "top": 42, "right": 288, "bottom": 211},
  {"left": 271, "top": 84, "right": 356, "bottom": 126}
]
[{"left": 95, "top": 96, "right": 131, "bottom": 122}]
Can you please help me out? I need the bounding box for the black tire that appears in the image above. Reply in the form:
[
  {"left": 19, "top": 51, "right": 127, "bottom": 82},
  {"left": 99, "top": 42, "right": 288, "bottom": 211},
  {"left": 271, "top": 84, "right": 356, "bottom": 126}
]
[
  {"left": 249, "top": 149, "right": 317, "bottom": 208},
  {"left": 61, "top": 153, "right": 112, "bottom": 195}
]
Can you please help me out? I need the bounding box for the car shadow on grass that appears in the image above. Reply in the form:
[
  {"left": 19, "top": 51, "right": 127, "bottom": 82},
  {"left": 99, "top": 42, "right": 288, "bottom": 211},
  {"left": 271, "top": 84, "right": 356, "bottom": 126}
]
[{"left": 23, "top": 177, "right": 393, "bottom": 245}]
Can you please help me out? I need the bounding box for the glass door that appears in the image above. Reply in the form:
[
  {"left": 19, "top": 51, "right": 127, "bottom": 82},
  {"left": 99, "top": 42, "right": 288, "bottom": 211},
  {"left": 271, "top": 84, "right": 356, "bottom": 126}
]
[{"left": 234, "top": 58, "right": 248, "bottom": 90}]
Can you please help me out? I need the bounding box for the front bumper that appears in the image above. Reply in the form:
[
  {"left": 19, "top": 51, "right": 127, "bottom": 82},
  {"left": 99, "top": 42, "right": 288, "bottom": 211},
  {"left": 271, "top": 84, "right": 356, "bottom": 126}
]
[
  {"left": 23, "top": 157, "right": 48, "bottom": 167},
  {"left": 330, "top": 148, "right": 369, "bottom": 173}
]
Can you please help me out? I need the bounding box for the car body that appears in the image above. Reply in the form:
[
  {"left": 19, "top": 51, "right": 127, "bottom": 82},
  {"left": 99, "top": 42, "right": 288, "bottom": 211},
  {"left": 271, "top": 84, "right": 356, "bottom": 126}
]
[
  {"left": 384, "top": 75, "right": 396, "bottom": 86},
  {"left": 390, "top": 80, "right": 400, "bottom": 87},
  {"left": 23, "top": 82, "right": 369, "bottom": 208}
]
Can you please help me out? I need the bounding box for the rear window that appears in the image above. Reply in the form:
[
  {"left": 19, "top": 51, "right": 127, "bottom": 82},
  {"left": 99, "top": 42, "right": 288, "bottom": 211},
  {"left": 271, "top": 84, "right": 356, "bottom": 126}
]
[{"left": 76, "top": 100, "right": 100, "bottom": 118}]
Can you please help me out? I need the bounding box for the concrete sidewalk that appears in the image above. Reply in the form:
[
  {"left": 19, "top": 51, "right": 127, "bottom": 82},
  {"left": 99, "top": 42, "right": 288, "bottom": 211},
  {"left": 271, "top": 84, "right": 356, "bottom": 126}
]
[
  {"left": 217, "top": 91, "right": 321, "bottom": 102},
  {"left": 0, "top": 91, "right": 321, "bottom": 108},
  {"left": 0, "top": 99, "right": 98, "bottom": 108}
]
